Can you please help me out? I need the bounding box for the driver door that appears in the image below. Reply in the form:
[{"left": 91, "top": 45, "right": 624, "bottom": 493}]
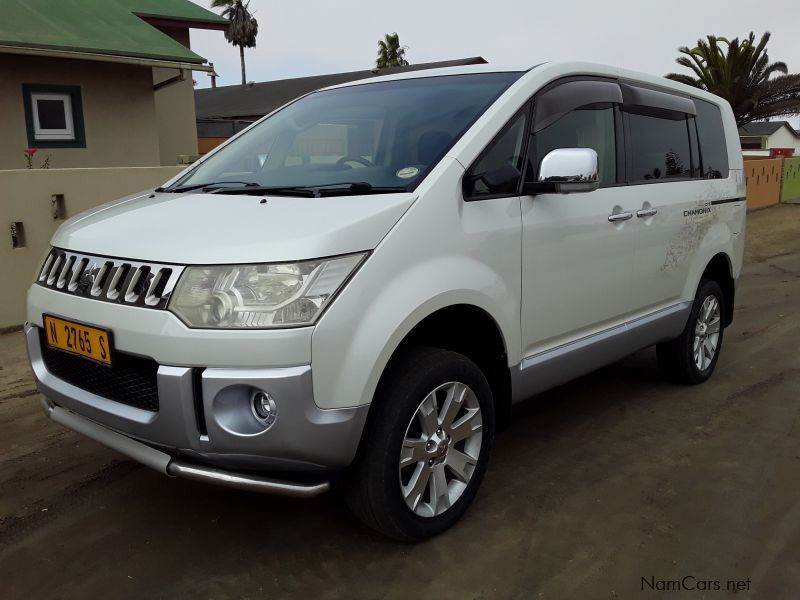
[{"left": 520, "top": 79, "right": 637, "bottom": 359}]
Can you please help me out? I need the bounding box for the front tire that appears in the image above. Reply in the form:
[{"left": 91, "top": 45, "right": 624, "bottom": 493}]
[
  {"left": 657, "top": 278, "right": 725, "bottom": 384},
  {"left": 346, "top": 347, "right": 494, "bottom": 541}
]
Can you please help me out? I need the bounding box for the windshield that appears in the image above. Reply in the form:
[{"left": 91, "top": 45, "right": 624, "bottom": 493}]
[{"left": 169, "top": 72, "right": 522, "bottom": 193}]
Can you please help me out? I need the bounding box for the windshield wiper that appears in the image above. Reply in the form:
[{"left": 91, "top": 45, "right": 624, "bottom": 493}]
[
  {"left": 159, "top": 181, "right": 262, "bottom": 193},
  {"left": 212, "top": 185, "right": 317, "bottom": 197},
  {"left": 216, "top": 182, "right": 408, "bottom": 197},
  {"left": 317, "top": 183, "right": 407, "bottom": 197}
]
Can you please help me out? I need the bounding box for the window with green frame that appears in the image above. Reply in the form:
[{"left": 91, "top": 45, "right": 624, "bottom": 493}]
[{"left": 22, "top": 84, "right": 86, "bottom": 148}]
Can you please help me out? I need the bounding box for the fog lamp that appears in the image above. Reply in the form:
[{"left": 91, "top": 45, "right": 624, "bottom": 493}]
[{"left": 251, "top": 390, "right": 277, "bottom": 426}]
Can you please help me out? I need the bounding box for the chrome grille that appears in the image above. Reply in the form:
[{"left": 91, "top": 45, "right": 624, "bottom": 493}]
[{"left": 36, "top": 248, "right": 184, "bottom": 310}]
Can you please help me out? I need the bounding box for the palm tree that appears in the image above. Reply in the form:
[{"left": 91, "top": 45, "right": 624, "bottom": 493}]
[
  {"left": 376, "top": 33, "right": 409, "bottom": 68},
  {"left": 665, "top": 32, "right": 800, "bottom": 127},
  {"left": 212, "top": 0, "right": 258, "bottom": 85}
]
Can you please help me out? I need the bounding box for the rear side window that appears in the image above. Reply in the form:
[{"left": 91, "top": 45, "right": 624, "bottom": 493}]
[
  {"left": 628, "top": 114, "right": 692, "bottom": 181},
  {"left": 694, "top": 99, "right": 729, "bottom": 179}
]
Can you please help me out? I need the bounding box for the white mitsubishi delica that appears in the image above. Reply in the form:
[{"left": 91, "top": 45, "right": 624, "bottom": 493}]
[{"left": 26, "top": 62, "right": 745, "bottom": 540}]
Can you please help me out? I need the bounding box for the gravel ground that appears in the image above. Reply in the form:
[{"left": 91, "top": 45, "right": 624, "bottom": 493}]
[{"left": 1, "top": 204, "right": 799, "bottom": 599}]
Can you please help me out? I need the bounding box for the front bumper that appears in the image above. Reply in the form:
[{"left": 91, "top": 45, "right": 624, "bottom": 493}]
[{"left": 26, "top": 323, "right": 369, "bottom": 490}]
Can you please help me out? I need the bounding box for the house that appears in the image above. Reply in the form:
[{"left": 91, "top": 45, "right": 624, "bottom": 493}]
[
  {"left": 194, "top": 57, "right": 488, "bottom": 154},
  {"left": 0, "top": 0, "right": 227, "bottom": 170},
  {"left": 739, "top": 121, "right": 800, "bottom": 157}
]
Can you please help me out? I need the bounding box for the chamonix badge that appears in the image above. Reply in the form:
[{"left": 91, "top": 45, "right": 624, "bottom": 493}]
[{"left": 396, "top": 166, "right": 419, "bottom": 179}]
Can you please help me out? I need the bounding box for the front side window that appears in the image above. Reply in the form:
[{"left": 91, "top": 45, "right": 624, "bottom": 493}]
[
  {"left": 170, "top": 73, "right": 523, "bottom": 193},
  {"left": 22, "top": 85, "right": 85, "bottom": 148},
  {"left": 628, "top": 113, "right": 692, "bottom": 181},
  {"left": 529, "top": 106, "right": 617, "bottom": 185}
]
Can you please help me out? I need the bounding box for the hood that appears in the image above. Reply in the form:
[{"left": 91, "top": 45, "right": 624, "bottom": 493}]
[{"left": 52, "top": 190, "right": 417, "bottom": 264}]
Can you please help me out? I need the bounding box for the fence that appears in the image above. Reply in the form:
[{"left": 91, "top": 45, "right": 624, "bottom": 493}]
[
  {"left": 0, "top": 166, "right": 184, "bottom": 329},
  {"left": 744, "top": 158, "right": 783, "bottom": 210},
  {"left": 780, "top": 157, "right": 800, "bottom": 204}
]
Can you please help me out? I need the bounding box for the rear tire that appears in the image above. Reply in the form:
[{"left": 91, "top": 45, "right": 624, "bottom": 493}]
[
  {"left": 657, "top": 278, "right": 725, "bottom": 384},
  {"left": 346, "top": 347, "right": 494, "bottom": 541}
]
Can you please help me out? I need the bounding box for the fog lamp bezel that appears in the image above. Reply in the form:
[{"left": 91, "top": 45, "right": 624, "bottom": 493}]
[{"left": 251, "top": 390, "right": 277, "bottom": 427}]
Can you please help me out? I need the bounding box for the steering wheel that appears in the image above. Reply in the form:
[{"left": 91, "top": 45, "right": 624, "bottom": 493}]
[{"left": 336, "top": 155, "right": 374, "bottom": 168}]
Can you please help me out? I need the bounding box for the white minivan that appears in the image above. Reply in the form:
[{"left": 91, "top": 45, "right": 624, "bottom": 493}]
[{"left": 26, "top": 62, "right": 745, "bottom": 540}]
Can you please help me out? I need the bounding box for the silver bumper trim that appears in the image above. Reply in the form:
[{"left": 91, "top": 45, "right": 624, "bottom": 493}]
[
  {"left": 165, "top": 462, "right": 330, "bottom": 497},
  {"left": 42, "top": 399, "right": 330, "bottom": 498},
  {"left": 46, "top": 399, "right": 171, "bottom": 472}
]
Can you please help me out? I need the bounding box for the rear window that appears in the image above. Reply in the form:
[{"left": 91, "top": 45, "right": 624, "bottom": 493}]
[{"left": 694, "top": 99, "right": 729, "bottom": 179}]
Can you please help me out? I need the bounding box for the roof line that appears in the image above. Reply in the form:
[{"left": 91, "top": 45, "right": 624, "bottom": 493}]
[
  {"left": 0, "top": 44, "right": 212, "bottom": 71},
  {"left": 0, "top": 40, "right": 205, "bottom": 64},
  {"left": 136, "top": 16, "right": 228, "bottom": 32},
  {"left": 132, "top": 10, "right": 228, "bottom": 25},
  {"left": 201, "top": 56, "right": 489, "bottom": 92}
]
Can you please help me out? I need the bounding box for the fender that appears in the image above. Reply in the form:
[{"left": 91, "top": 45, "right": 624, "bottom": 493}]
[
  {"left": 312, "top": 255, "right": 521, "bottom": 410},
  {"left": 311, "top": 159, "right": 522, "bottom": 410}
]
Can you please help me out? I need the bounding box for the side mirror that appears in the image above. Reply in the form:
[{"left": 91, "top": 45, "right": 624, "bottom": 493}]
[{"left": 522, "top": 148, "right": 600, "bottom": 195}]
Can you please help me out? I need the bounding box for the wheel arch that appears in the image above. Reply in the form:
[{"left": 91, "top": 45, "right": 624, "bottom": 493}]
[
  {"left": 397, "top": 304, "right": 512, "bottom": 428},
  {"left": 701, "top": 252, "right": 735, "bottom": 326},
  {"left": 359, "top": 304, "right": 513, "bottom": 454}
]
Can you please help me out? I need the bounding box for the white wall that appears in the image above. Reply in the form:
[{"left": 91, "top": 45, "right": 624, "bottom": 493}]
[{"left": 766, "top": 127, "right": 800, "bottom": 152}]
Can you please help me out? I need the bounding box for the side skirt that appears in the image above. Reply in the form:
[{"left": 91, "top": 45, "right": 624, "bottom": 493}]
[{"left": 510, "top": 303, "right": 690, "bottom": 403}]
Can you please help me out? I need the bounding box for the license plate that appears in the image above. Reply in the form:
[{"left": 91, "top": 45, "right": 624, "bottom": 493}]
[{"left": 43, "top": 314, "right": 113, "bottom": 366}]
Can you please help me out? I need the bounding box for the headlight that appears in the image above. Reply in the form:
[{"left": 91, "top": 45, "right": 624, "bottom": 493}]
[{"left": 169, "top": 253, "right": 366, "bottom": 328}]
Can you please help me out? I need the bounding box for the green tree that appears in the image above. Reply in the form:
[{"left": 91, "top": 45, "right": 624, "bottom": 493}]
[
  {"left": 665, "top": 31, "right": 800, "bottom": 127},
  {"left": 376, "top": 32, "right": 409, "bottom": 68},
  {"left": 212, "top": 0, "right": 259, "bottom": 85}
]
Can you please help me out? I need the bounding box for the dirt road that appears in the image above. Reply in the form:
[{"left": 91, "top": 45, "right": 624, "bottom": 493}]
[{"left": 2, "top": 205, "right": 799, "bottom": 599}]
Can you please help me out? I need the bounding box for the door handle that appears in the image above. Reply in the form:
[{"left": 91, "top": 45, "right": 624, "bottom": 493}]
[
  {"left": 636, "top": 208, "right": 658, "bottom": 218},
  {"left": 608, "top": 211, "right": 633, "bottom": 222}
]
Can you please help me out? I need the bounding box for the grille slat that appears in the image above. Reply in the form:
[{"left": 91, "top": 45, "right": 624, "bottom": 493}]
[
  {"left": 39, "top": 329, "right": 159, "bottom": 412},
  {"left": 67, "top": 258, "right": 88, "bottom": 292},
  {"left": 36, "top": 249, "right": 184, "bottom": 309},
  {"left": 39, "top": 254, "right": 54, "bottom": 282},
  {"left": 144, "top": 269, "right": 170, "bottom": 306},
  {"left": 125, "top": 266, "right": 150, "bottom": 303},
  {"left": 56, "top": 255, "right": 74, "bottom": 288},
  {"left": 46, "top": 255, "right": 62, "bottom": 285},
  {"left": 106, "top": 264, "right": 130, "bottom": 300}
]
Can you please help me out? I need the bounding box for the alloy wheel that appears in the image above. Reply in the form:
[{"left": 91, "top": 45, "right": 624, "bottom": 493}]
[
  {"left": 399, "top": 381, "right": 483, "bottom": 517},
  {"left": 693, "top": 295, "right": 721, "bottom": 371}
]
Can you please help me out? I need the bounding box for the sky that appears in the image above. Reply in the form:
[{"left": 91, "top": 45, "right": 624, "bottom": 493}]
[{"left": 190, "top": 0, "right": 800, "bottom": 127}]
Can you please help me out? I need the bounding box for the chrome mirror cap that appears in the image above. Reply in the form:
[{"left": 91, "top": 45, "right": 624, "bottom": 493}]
[{"left": 538, "top": 148, "right": 600, "bottom": 193}]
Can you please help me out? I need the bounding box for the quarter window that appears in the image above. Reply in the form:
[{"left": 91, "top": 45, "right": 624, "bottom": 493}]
[
  {"left": 530, "top": 106, "right": 617, "bottom": 185},
  {"left": 628, "top": 113, "right": 692, "bottom": 181},
  {"left": 463, "top": 110, "right": 528, "bottom": 199},
  {"left": 694, "top": 99, "right": 729, "bottom": 179}
]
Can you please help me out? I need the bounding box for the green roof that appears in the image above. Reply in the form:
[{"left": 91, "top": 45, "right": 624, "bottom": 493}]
[
  {"left": 118, "top": 0, "right": 228, "bottom": 26},
  {"left": 0, "top": 0, "right": 226, "bottom": 64}
]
